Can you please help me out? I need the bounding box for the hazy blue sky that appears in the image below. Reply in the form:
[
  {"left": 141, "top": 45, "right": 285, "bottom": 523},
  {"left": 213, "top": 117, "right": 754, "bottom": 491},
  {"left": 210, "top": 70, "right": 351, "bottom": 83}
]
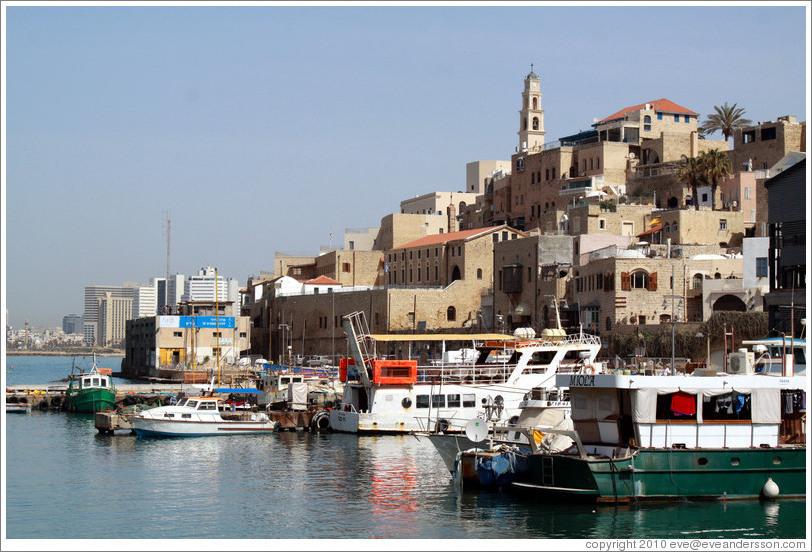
[{"left": 2, "top": 3, "right": 808, "bottom": 329}]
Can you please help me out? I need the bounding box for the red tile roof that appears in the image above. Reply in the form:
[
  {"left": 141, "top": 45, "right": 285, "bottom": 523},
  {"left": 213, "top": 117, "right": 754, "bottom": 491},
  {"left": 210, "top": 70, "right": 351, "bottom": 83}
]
[
  {"left": 394, "top": 226, "right": 506, "bottom": 250},
  {"left": 304, "top": 275, "right": 342, "bottom": 286},
  {"left": 598, "top": 99, "right": 698, "bottom": 125}
]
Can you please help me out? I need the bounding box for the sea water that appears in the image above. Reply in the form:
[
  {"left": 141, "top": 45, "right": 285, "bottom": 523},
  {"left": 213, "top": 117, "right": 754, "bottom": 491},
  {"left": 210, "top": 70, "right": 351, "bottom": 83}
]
[{"left": 3, "top": 356, "right": 808, "bottom": 541}]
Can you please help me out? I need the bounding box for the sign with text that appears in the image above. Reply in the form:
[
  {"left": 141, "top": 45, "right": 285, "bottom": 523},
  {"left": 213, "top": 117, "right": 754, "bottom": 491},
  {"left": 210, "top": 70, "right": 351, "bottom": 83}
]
[{"left": 158, "top": 316, "right": 235, "bottom": 329}]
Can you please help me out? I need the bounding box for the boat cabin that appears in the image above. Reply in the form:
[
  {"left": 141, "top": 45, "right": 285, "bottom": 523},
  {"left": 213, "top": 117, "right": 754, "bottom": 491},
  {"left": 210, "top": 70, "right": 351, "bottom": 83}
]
[
  {"left": 176, "top": 397, "right": 221, "bottom": 411},
  {"left": 556, "top": 374, "right": 806, "bottom": 451},
  {"left": 76, "top": 372, "right": 112, "bottom": 390}
]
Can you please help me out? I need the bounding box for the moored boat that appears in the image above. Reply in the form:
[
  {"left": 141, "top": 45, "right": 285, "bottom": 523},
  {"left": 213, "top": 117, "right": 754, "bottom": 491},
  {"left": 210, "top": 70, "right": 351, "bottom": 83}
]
[
  {"left": 130, "top": 395, "right": 275, "bottom": 437},
  {"left": 329, "top": 311, "right": 603, "bottom": 434},
  {"left": 65, "top": 355, "right": 117, "bottom": 413},
  {"left": 510, "top": 372, "right": 806, "bottom": 502},
  {"left": 6, "top": 402, "right": 32, "bottom": 414}
]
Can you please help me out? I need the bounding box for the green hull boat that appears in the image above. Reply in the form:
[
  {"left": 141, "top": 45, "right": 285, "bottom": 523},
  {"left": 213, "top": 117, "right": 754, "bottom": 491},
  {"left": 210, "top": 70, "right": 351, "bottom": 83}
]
[{"left": 65, "top": 355, "right": 117, "bottom": 413}]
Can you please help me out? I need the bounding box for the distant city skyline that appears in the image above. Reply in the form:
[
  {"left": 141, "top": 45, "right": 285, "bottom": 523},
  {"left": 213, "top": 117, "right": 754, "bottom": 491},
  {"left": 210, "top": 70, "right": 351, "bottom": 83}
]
[{"left": 3, "top": 3, "right": 808, "bottom": 328}]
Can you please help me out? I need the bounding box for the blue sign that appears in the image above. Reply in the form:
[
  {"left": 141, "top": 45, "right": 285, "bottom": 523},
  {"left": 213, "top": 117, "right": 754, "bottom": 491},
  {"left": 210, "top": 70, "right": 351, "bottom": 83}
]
[{"left": 158, "top": 316, "right": 235, "bottom": 329}]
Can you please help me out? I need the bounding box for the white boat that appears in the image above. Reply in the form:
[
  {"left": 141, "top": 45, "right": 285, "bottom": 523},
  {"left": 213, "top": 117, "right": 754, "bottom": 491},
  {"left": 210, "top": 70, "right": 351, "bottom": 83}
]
[
  {"left": 329, "top": 311, "right": 602, "bottom": 434},
  {"left": 130, "top": 396, "right": 275, "bottom": 437},
  {"left": 741, "top": 337, "right": 806, "bottom": 376}
]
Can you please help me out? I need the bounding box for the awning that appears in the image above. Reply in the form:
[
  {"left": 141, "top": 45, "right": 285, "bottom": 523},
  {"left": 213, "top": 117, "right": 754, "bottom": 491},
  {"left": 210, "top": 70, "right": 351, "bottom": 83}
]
[
  {"left": 637, "top": 224, "right": 662, "bottom": 237},
  {"left": 214, "top": 388, "right": 264, "bottom": 394},
  {"left": 367, "top": 333, "right": 514, "bottom": 342}
]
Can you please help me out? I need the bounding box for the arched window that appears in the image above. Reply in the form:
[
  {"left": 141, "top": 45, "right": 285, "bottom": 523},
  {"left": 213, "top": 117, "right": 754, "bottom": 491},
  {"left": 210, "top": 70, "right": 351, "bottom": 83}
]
[
  {"left": 672, "top": 221, "right": 678, "bottom": 233},
  {"left": 451, "top": 265, "right": 462, "bottom": 282},
  {"left": 693, "top": 273, "right": 703, "bottom": 289},
  {"left": 631, "top": 270, "right": 649, "bottom": 289},
  {"left": 532, "top": 117, "right": 540, "bottom": 130},
  {"left": 644, "top": 115, "right": 652, "bottom": 131},
  {"left": 477, "top": 268, "right": 483, "bottom": 280},
  {"left": 664, "top": 223, "right": 670, "bottom": 233},
  {"left": 606, "top": 317, "right": 612, "bottom": 331},
  {"left": 532, "top": 97, "right": 538, "bottom": 110},
  {"left": 447, "top": 306, "right": 456, "bottom": 322}
]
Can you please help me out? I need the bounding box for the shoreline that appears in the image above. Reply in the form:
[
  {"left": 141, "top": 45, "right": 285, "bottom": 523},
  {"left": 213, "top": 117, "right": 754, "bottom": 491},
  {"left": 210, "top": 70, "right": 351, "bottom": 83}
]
[{"left": 6, "top": 351, "right": 124, "bottom": 357}]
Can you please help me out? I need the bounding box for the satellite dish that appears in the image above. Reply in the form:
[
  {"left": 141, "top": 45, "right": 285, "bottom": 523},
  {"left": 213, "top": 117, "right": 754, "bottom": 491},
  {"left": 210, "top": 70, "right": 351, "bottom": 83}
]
[
  {"left": 465, "top": 419, "right": 489, "bottom": 443},
  {"left": 629, "top": 152, "right": 636, "bottom": 159}
]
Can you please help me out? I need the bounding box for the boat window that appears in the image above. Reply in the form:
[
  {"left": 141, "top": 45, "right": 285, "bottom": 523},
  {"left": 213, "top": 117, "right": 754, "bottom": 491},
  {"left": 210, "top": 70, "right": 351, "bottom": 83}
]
[
  {"left": 415, "top": 395, "right": 430, "bottom": 408},
  {"left": 198, "top": 402, "right": 217, "bottom": 411},
  {"left": 177, "top": 398, "right": 188, "bottom": 407},
  {"left": 447, "top": 394, "right": 461, "bottom": 407},
  {"left": 83, "top": 378, "right": 92, "bottom": 388},
  {"left": 99, "top": 379, "right": 107, "bottom": 388},
  {"left": 462, "top": 394, "right": 476, "bottom": 408},
  {"left": 793, "top": 347, "right": 805, "bottom": 366},
  {"left": 432, "top": 395, "right": 445, "bottom": 408},
  {"left": 181, "top": 413, "right": 192, "bottom": 419},
  {"left": 655, "top": 391, "right": 697, "bottom": 421},
  {"left": 528, "top": 351, "right": 556, "bottom": 365},
  {"left": 186, "top": 400, "right": 198, "bottom": 409},
  {"left": 92, "top": 378, "right": 100, "bottom": 387},
  {"left": 164, "top": 413, "right": 175, "bottom": 418},
  {"left": 702, "top": 392, "right": 751, "bottom": 422},
  {"left": 281, "top": 377, "right": 290, "bottom": 384}
]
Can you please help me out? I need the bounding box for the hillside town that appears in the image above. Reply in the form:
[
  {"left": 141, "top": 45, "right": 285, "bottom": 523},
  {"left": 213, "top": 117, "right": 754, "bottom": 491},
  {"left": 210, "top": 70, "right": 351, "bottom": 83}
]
[{"left": 9, "top": 71, "right": 805, "bottom": 380}]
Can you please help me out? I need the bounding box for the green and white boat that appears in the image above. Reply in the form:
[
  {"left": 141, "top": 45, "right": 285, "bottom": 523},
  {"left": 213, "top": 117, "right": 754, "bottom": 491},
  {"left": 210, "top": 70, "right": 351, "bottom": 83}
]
[
  {"left": 511, "top": 371, "right": 806, "bottom": 502},
  {"left": 65, "top": 355, "right": 117, "bottom": 413}
]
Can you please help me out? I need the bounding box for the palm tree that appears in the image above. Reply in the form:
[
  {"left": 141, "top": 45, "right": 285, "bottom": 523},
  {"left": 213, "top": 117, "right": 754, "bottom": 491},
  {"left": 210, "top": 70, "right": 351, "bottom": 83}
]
[
  {"left": 698, "top": 149, "right": 733, "bottom": 210},
  {"left": 676, "top": 156, "right": 707, "bottom": 210},
  {"left": 699, "top": 102, "right": 753, "bottom": 141}
]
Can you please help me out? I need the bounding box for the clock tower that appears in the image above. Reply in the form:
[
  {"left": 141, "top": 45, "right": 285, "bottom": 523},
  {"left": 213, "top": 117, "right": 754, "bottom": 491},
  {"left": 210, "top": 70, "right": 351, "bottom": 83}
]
[{"left": 518, "top": 65, "right": 545, "bottom": 152}]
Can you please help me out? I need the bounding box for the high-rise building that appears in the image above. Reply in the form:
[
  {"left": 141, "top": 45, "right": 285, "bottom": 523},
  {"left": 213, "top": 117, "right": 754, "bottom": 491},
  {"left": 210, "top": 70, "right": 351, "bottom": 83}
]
[
  {"left": 83, "top": 285, "right": 136, "bottom": 345},
  {"left": 181, "top": 266, "right": 240, "bottom": 315},
  {"left": 166, "top": 274, "right": 185, "bottom": 312},
  {"left": 62, "top": 314, "right": 83, "bottom": 334},
  {"left": 98, "top": 292, "right": 133, "bottom": 348},
  {"left": 134, "top": 284, "right": 158, "bottom": 319}
]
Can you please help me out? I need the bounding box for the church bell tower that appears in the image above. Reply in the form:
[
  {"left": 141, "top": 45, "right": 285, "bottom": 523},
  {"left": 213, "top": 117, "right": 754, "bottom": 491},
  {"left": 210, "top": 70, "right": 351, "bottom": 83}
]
[{"left": 518, "top": 64, "right": 546, "bottom": 153}]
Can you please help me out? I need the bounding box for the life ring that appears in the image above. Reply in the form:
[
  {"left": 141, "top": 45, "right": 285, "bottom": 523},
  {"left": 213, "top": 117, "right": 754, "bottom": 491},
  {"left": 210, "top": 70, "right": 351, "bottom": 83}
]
[
  {"left": 583, "top": 366, "right": 595, "bottom": 375},
  {"left": 436, "top": 419, "right": 450, "bottom": 433}
]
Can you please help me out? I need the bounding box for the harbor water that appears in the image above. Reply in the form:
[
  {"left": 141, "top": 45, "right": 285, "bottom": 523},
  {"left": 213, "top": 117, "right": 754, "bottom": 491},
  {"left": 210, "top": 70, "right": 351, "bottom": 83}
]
[{"left": 4, "top": 356, "right": 809, "bottom": 541}]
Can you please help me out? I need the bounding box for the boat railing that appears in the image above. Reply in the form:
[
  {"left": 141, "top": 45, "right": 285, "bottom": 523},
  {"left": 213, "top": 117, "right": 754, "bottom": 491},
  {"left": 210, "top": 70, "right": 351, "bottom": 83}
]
[{"left": 415, "top": 363, "right": 518, "bottom": 384}]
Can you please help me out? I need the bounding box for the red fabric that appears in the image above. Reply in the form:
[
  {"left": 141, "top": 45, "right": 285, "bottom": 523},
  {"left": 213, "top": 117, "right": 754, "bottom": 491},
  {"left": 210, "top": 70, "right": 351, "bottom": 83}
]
[{"left": 670, "top": 392, "right": 696, "bottom": 416}]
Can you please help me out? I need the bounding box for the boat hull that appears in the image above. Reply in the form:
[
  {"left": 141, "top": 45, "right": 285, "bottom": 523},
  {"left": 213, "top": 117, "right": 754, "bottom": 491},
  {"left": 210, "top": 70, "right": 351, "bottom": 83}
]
[
  {"left": 65, "top": 389, "right": 117, "bottom": 413},
  {"left": 515, "top": 447, "right": 807, "bottom": 502},
  {"left": 6, "top": 403, "right": 32, "bottom": 414},
  {"left": 131, "top": 416, "right": 276, "bottom": 437}
]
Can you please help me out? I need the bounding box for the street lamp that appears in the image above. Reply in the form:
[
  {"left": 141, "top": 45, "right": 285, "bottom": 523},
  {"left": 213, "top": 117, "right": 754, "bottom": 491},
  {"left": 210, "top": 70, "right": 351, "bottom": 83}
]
[
  {"left": 662, "top": 295, "right": 683, "bottom": 375},
  {"left": 696, "top": 331, "right": 711, "bottom": 370}
]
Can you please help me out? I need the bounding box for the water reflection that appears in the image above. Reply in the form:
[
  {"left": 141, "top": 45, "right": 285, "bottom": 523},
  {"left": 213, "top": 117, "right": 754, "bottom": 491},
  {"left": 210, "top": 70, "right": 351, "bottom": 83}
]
[{"left": 5, "top": 410, "right": 808, "bottom": 540}]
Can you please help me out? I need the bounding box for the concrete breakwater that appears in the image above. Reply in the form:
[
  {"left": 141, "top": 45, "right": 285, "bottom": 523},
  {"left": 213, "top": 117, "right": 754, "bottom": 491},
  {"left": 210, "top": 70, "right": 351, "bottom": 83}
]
[{"left": 5, "top": 383, "right": 189, "bottom": 411}]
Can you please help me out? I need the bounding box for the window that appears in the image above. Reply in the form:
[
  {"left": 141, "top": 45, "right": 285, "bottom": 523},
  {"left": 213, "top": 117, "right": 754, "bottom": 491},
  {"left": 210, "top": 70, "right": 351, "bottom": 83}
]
[
  {"left": 596, "top": 157, "right": 600, "bottom": 170},
  {"left": 477, "top": 268, "right": 483, "bottom": 279},
  {"left": 631, "top": 271, "right": 650, "bottom": 289},
  {"left": 664, "top": 223, "right": 670, "bottom": 233},
  {"left": 693, "top": 274, "right": 703, "bottom": 289},
  {"left": 447, "top": 306, "right": 456, "bottom": 321},
  {"left": 744, "top": 186, "right": 751, "bottom": 200},
  {"left": 599, "top": 219, "right": 606, "bottom": 230},
  {"left": 743, "top": 130, "right": 756, "bottom": 143},
  {"left": 657, "top": 113, "right": 663, "bottom": 120},
  {"left": 674, "top": 114, "right": 680, "bottom": 122},
  {"left": 761, "top": 127, "right": 777, "bottom": 141},
  {"left": 644, "top": 115, "right": 652, "bottom": 131},
  {"left": 342, "top": 263, "right": 351, "bottom": 272},
  {"left": 684, "top": 115, "right": 690, "bottom": 123},
  {"left": 756, "top": 257, "right": 768, "bottom": 278},
  {"left": 432, "top": 395, "right": 445, "bottom": 408},
  {"left": 462, "top": 394, "right": 476, "bottom": 407},
  {"left": 702, "top": 193, "right": 708, "bottom": 203},
  {"left": 638, "top": 315, "right": 646, "bottom": 324},
  {"left": 719, "top": 219, "right": 727, "bottom": 231},
  {"left": 174, "top": 331, "right": 182, "bottom": 337},
  {"left": 447, "top": 394, "right": 461, "bottom": 407},
  {"left": 416, "top": 395, "right": 430, "bottom": 408}
]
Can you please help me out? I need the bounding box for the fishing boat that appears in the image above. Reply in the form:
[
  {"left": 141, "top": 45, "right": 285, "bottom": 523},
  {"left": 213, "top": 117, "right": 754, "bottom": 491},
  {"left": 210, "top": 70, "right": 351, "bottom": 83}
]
[
  {"left": 329, "top": 311, "right": 602, "bottom": 434},
  {"left": 509, "top": 370, "right": 807, "bottom": 502},
  {"left": 64, "top": 355, "right": 117, "bottom": 413},
  {"left": 129, "top": 396, "right": 276, "bottom": 437},
  {"left": 743, "top": 337, "right": 806, "bottom": 376}
]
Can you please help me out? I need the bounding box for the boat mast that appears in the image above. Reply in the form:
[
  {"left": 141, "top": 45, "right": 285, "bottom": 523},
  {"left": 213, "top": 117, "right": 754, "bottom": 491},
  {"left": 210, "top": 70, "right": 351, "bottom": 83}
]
[{"left": 215, "top": 267, "right": 221, "bottom": 387}]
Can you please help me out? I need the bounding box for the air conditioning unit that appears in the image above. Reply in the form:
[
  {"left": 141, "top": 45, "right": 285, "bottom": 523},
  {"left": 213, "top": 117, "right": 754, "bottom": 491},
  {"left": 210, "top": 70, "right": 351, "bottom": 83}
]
[
  {"left": 727, "top": 350, "right": 755, "bottom": 374},
  {"left": 731, "top": 200, "right": 738, "bottom": 208}
]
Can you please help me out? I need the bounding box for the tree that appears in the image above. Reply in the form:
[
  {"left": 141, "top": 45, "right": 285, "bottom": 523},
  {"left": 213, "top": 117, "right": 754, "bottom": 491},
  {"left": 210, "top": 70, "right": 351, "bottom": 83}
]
[
  {"left": 699, "top": 102, "right": 753, "bottom": 141},
  {"left": 676, "top": 156, "right": 707, "bottom": 210},
  {"left": 699, "top": 149, "right": 733, "bottom": 211}
]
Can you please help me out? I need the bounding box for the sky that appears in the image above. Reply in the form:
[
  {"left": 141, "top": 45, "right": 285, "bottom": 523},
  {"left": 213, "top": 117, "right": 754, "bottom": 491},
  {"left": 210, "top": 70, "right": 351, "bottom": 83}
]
[{"left": 2, "top": 2, "right": 809, "bottom": 329}]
